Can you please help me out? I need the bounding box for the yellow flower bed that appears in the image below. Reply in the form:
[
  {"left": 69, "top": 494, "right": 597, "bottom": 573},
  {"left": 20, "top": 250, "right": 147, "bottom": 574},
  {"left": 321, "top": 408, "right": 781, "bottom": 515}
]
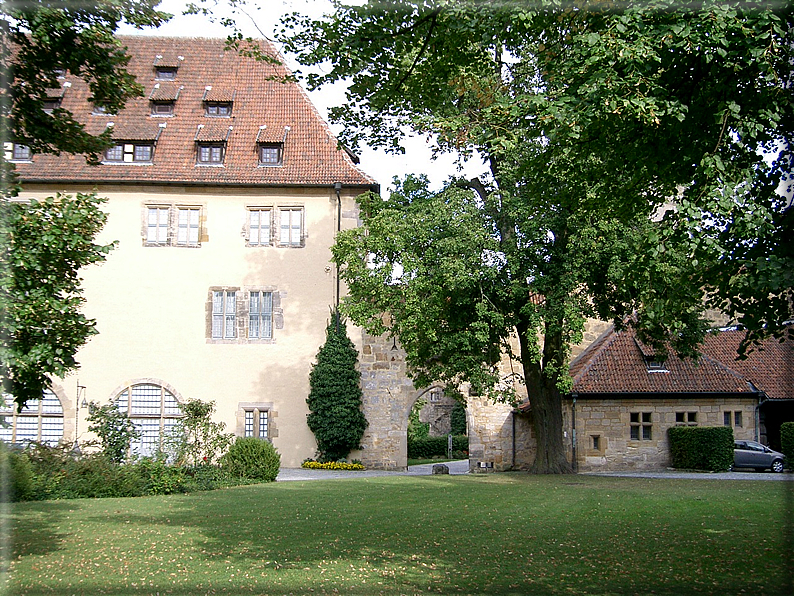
[{"left": 301, "top": 461, "right": 365, "bottom": 471}]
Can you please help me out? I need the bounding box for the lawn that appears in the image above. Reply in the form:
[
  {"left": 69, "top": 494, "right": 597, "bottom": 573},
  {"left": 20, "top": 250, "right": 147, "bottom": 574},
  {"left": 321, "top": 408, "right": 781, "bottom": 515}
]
[{"left": 2, "top": 473, "right": 792, "bottom": 595}]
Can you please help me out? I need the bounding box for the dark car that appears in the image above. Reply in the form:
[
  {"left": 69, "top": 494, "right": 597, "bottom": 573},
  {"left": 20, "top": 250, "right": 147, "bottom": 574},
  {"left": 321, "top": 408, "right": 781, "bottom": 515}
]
[{"left": 733, "top": 440, "right": 786, "bottom": 473}]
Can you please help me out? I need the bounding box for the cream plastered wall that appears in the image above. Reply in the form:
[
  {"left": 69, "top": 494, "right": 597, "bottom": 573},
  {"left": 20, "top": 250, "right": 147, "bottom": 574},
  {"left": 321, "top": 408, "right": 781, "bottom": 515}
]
[{"left": 21, "top": 183, "right": 363, "bottom": 467}]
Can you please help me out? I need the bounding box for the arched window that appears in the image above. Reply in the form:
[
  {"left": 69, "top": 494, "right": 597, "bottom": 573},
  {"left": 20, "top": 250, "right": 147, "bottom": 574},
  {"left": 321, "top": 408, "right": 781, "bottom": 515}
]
[
  {"left": 115, "top": 383, "right": 181, "bottom": 457},
  {"left": 0, "top": 389, "right": 64, "bottom": 446}
]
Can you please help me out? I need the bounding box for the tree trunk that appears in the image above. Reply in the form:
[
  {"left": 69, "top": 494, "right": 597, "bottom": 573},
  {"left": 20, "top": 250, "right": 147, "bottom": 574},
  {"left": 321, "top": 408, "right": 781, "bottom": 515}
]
[{"left": 518, "top": 322, "right": 573, "bottom": 474}]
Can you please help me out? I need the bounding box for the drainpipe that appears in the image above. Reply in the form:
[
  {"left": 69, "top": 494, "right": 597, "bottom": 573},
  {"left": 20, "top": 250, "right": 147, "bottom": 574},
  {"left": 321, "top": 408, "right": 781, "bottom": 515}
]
[
  {"left": 333, "top": 182, "right": 342, "bottom": 333},
  {"left": 571, "top": 394, "right": 577, "bottom": 472}
]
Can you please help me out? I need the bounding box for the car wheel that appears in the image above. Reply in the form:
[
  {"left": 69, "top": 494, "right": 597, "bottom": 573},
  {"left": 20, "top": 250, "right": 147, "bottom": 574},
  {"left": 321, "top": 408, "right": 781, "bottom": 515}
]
[{"left": 771, "top": 459, "right": 784, "bottom": 473}]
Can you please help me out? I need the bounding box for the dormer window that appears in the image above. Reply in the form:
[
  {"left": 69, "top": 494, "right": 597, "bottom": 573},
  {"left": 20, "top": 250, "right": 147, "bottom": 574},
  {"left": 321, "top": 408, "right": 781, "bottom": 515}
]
[
  {"left": 104, "top": 142, "right": 154, "bottom": 163},
  {"left": 645, "top": 359, "right": 668, "bottom": 372},
  {"left": 205, "top": 102, "right": 232, "bottom": 117},
  {"left": 11, "top": 143, "right": 31, "bottom": 161},
  {"left": 197, "top": 142, "right": 225, "bottom": 165},
  {"left": 258, "top": 143, "right": 283, "bottom": 166},
  {"left": 53, "top": 68, "right": 66, "bottom": 79},
  {"left": 42, "top": 99, "right": 60, "bottom": 113},
  {"left": 155, "top": 66, "right": 177, "bottom": 80},
  {"left": 151, "top": 101, "right": 174, "bottom": 116}
]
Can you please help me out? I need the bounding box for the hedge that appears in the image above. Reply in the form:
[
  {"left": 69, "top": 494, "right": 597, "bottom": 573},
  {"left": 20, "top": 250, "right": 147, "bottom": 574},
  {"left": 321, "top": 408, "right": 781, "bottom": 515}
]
[
  {"left": 408, "top": 435, "right": 468, "bottom": 459},
  {"left": 668, "top": 426, "right": 734, "bottom": 472},
  {"left": 781, "top": 422, "right": 794, "bottom": 468}
]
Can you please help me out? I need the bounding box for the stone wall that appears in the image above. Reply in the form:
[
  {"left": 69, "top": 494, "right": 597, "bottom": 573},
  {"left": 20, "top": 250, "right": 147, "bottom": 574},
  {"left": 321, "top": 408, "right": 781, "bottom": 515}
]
[
  {"left": 573, "top": 396, "right": 758, "bottom": 471},
  {"left": 355, "top": 331, "right": 422, "bottom": 470}
]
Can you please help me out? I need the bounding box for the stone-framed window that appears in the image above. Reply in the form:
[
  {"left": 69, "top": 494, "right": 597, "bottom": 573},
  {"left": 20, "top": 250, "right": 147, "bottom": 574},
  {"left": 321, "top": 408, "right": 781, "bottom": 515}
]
[
  {"left": 236, "top": 403, "right": 277, "bottom": 440},
  {"left": 113, "top": 381, "right": 182, "bottom": 457},
  {"left": 724, "top": 410, "right": 743, "bottom": 428},
  {"left": 278, "top": 207, "right": 304, "bottom": 247},
  {"left": 630, "top": 412, "right": 652, "bottom": 441},
  {"left": 211, "top": 290, "right": 237, "bottom": 339},
  {"left": 143, "top": 203, "right": 205, "bottom": 247},
  {"left": 207, "top": 286, "right": 283, "bottom": 344},
  {"left": 248, "top": 291, "right": 273, "bottom": 339},
  {"left": 247, "top": 207, "right": 272, "bottom": 246},
  {"left": 0, "top": 389, "right": 64, "bottom": 446},
  {"left": 675, "top": 411, "right": 697, "bottom": 426}
]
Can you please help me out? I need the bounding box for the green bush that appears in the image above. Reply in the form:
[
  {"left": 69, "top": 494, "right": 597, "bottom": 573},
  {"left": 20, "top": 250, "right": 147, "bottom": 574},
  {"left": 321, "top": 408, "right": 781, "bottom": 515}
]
[
  {"left": 781, "top": 422, "right": 794, "bottom": 469},
  {"left": 306, "top": 312, "right": 368, "bottom": 462},
  {"left": 450, "top": 402, "right": 467, "bottom": 436},
  {"left": 668, "top": 426, "right": 734, "bottom": 472},
  {"left": 0, "top": 443, "right": 34, "bottom": 502},
  {"left": 221, "top": 437, "right": 281, "bottom": 482},
  {"left": 408, "top": 435, "right": 468, "bottom": 459}
]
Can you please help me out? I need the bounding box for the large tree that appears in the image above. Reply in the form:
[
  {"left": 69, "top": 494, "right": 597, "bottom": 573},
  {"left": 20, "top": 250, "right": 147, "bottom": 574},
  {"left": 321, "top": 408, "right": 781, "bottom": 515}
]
[
  {"left": 280, "top": 1, "right": 793, "bottom": 472},
  {"left": 1, "top": 1, "right": 169, "bottom": 409}
]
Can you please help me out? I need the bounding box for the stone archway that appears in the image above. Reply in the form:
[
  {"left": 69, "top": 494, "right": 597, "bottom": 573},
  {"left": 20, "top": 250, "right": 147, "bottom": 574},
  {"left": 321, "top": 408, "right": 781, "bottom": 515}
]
[{"left": 356, "top": 330, "right": 439, "bottom": 470}]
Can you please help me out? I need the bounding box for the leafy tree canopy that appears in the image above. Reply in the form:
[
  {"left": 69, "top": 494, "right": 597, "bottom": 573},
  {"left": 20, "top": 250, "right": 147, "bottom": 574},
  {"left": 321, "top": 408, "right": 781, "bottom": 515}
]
[
  {"left": 0, "top": 193, "right": 115, "bottom": 409},
  {"left": 1, "top": 0, "right": 171, "bottom": 176},
  {"left": 281, "top": 1, "right": 793, "bottom": 472}
]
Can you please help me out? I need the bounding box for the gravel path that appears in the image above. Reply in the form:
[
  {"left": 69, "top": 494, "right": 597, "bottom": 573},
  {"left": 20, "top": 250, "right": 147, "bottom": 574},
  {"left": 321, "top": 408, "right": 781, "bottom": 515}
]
[{"left": 276, "top": 459, "right": 469, "bottom": 482}]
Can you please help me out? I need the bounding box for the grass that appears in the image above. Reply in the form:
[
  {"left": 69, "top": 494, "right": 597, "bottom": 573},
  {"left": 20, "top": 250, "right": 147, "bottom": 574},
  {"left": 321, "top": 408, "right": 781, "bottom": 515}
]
[{"left": 2, "top": 473, "right": 792, "bottom": 595}]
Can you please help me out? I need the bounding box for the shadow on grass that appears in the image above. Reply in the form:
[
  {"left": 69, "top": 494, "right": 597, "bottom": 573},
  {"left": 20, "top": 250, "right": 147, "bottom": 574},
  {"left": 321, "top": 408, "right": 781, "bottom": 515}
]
[
  {"left": 5, "top": 500, "right": 77, "bottom": 558},
  {"left": 8, "top": 474, "right": 794, "bottom": 595}
]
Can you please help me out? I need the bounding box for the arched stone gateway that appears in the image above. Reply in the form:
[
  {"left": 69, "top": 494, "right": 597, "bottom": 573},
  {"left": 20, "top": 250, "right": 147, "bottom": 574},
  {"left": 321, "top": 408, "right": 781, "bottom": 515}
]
[{"left": 355, "top": 331, "right": 418, "bottom": 470}]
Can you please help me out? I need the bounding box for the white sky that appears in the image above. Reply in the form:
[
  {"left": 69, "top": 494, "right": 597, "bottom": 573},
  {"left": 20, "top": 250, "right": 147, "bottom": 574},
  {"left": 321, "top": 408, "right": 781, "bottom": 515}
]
[{"left": 118, "top": 0, "right": 487, "bottom": 192}]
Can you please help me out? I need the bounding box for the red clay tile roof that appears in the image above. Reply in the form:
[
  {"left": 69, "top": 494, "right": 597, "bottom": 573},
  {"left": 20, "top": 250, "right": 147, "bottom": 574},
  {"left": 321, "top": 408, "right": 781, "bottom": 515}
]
[
  {"left": 15, "top": 36, "right": 376, "bottom": 189},
  {"left": 700, "top": 328, "right": 794, "bottom": 401},
  {"left": 569, "top": 327, "right": 763, "bottom": 396}
]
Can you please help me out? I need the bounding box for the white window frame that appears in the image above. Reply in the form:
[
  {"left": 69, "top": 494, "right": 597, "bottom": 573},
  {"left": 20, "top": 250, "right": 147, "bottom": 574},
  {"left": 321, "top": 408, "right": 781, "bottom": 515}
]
[
  {"left": 147, "top": 206, "right": 170, "bottom": 244},
  {"left": 248, "top": 291, "right": 273, "bottom": 339},
  {"left": 0, "top": 389, "right": 64, "bottom": 446},
  {"left": 212, "top": 290, "right": 237, "bottom": 339},
  {"left": 114, "top": 382, "right": 182, "bottom": 457},
  {"left": 12, "top": 143, "right": 31, "bottom": 161},
  {"left": 244, "top": 408, "right": 269, "bottom": 439},
  {"left": 248, "top": 208, "right": 272, "bottom": 246},
  {"left": 177, "top": 207, "right": 201, "bottom": 246},
  {"left": 279, "top": 207, "right": 303, "bottom": 247}
]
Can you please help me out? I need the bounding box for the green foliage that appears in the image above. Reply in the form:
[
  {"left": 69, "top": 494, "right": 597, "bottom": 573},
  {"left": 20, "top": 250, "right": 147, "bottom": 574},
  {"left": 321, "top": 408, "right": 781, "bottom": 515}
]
[
  {"left": 86, "top": 400, "right": 140, "bottom": 464},
  {"left": 408, "top": 435, "right": 468, "bottom": 460},
  {"left": 0, "top": 193, "right": 116, "bottom": 409},
  {"left": 407, "top": 398, "right": 429, "bottom": 441},
  {"left": 306, "top": 311, "right": 368, "bottom": 462},
  {"left": 165, "top": 399, "right": 234, "bottom": 466},
  {"left": 0, "top": 0, "right": 170, "bottom": 173},
  {"left": 0, "top": 441, "right": 246, "bottom": 502},
  {"left": 780, "top": 422, "right": 794, "bottom": 468},
  {"left": 450, "top": 402, "right": 467, "bottom": 436},
  {"left": 282, "top": 0, "right": 794, "bottom": 473},
  {"left": 668, "top": 426, "right": 734, "bottom": 472},
  {"left": 221, "top": 437, "right": 281, "bottom": 482}
]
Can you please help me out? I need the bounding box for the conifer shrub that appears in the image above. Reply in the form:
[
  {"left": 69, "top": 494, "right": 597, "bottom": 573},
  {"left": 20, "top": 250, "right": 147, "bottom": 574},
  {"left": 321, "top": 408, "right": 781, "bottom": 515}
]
[
  {"left": 781, "top": 422, "right": 794, "bottom": 469},
  {"left": 306, "top": 311, "right": 368, "bottom": 462},
  {"left": 221, "top": 437, "right": 281, "bottom": 482}
]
